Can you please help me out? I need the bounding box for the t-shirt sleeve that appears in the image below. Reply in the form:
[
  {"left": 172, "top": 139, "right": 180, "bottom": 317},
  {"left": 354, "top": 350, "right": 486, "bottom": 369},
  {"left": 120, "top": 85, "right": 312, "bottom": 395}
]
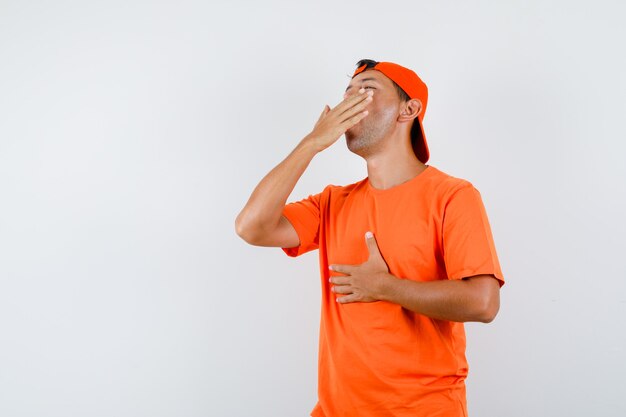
[
  {"left": 442, "top": 183, "right": 505, "bottom": 287},
  {"left": 280, "top": 191, "right": 322, "bottom": 257}
]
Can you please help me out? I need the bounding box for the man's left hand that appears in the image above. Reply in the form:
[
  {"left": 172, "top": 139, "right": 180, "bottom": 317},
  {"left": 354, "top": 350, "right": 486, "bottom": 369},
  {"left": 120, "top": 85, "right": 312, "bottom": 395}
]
[{"left": 329, "top": 231, "right": 393, "bottom": 304}]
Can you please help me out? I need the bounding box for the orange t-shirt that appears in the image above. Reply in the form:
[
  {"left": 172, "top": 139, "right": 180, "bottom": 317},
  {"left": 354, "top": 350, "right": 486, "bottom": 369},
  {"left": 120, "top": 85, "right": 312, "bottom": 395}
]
[{"left": 281, "top": 165, "right": 505, "bottom": 417}]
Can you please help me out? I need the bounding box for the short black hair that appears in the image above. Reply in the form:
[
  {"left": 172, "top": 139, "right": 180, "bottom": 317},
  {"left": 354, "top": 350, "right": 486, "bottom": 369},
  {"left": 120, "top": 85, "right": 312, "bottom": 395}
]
[
  {"left": 353, "top": 59, "right": 411, "bottom": 102},
  {"left": 352, "top": 58, "right": 422, "bottom": 146}
]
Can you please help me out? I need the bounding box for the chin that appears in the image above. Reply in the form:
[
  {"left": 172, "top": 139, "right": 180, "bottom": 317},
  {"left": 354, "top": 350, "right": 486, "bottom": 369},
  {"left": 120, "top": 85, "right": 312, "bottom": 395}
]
[{"left": 345, "top": 141, "right": 365, "bottom": 157}]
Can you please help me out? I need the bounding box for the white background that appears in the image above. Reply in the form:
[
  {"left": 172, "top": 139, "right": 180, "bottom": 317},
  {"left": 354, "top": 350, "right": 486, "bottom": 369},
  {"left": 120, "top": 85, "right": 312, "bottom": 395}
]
[{"left": 1, "top": 1, "right": 625, "bottom": 416}]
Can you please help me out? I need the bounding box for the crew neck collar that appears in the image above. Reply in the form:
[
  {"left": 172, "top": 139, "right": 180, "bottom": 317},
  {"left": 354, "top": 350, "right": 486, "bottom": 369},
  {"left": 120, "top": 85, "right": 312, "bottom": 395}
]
[{"left": 366, "top": 165, "right": 434, "bottom": 194}]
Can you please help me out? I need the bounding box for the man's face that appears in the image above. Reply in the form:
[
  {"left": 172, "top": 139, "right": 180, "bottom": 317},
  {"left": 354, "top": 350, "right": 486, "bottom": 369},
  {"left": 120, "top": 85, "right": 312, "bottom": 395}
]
[{"left": 343, "top": 69, "right": 403, "bottom": 157}]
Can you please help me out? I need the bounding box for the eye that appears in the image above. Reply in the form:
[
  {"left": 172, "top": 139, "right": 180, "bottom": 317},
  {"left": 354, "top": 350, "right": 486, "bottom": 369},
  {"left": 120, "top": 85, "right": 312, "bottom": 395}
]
[{"left": 364, "top": 86, "right": 376, "bottom": 89}]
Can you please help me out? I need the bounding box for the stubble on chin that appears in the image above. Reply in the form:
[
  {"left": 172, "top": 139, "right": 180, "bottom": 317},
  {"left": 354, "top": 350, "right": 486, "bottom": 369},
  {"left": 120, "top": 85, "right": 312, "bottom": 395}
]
[
  {"left": 345, "top": 131, "right": 373, "bottom": 156},
  {"left": 345, "top": 122, "right": 365, "bottom": 149},
  {"left": 345, "top": 114, "right": 396, "bottom": 157}
]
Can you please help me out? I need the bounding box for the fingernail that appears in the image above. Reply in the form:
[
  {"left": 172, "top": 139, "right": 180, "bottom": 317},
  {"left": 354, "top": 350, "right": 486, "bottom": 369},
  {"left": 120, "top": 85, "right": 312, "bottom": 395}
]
[{"left": 365, "top": 231, "right": 373, "bottom": 238}]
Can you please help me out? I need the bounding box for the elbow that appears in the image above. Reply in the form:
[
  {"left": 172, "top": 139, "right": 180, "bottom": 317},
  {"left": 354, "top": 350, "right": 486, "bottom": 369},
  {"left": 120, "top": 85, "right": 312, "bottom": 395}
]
[
  {"left": 475, "top": 294, "right": 500, "bottom": 323},
  {"left": 235, "top": 213, "right": 264, "bottom": 245},
  {"left": 235, "top": 214, "right": 254, "bottom": 243},
  {"left": 477, "top": 308, "right": 498, "bottom": 323},
  {"left": 463, "top": 276, "right": 501, "bottom": 323}
]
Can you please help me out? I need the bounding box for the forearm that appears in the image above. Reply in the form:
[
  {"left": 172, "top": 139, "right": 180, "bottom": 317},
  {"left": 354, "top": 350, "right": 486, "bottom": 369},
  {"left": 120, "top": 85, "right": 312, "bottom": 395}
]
[
  {"left": 235, "top": 136, "right": 319, "bottom": 239},
  {"left": 378, "top": 274, "right": 499, "bottom": 323}
]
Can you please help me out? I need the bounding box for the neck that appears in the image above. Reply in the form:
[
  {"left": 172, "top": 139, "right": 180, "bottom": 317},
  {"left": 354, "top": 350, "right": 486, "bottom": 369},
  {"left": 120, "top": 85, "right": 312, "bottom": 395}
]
[{"left": 365, "top": 136, "right": 427, "bottom": 190}]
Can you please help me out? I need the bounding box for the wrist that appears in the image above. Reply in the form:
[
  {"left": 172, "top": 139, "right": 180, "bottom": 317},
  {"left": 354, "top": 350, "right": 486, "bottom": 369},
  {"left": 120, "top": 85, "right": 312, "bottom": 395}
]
[
  {"left": 300, "top": 134, "right": 325, "bottom": 154},
  {"left": 377, "top": 272, "right": 401, "bottom": 302}
]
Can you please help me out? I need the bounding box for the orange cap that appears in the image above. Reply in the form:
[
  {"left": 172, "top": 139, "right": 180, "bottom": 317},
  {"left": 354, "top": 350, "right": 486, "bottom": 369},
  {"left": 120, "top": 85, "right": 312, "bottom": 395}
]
[{"left": 352, "top": 61, "right": 429, "bottom": 163}]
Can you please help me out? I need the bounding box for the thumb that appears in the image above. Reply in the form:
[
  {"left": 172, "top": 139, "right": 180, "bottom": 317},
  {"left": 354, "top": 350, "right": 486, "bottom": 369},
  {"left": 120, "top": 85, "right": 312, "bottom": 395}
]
[
  {"left": 365, "top": 232, "right": 384, "bottom": 261},
  {"left": 318, "top": 105, "right": 330, "bottom": 121},
  {"left": 365, "top": 231, "right": 389, "bottom": 269}
]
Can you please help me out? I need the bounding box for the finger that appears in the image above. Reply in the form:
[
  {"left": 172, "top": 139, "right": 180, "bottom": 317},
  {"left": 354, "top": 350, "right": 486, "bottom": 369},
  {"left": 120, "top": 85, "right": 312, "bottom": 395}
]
[
  {"left": 339, "top": 90, "right": 374, "bottom": 121},
  {"left": 337, "top": 293, "right": 359, "bottom": 304},
  {"left": 329, "top": 276, "right": 350, "bottom": 285},
  {"left": 315, "top": 105, "right": 330, "bottom": 127},
  {"left": 365, "top": 231, "right": 383, "bottom": 258},
  {"left": 333, "top": 88, "right": 372, "bottom": 116},
  {"left": 338, "top": 108, "right": 370, "bottom": 131},
  {"left": 338, "top": 94, "right": 373, "bottom": 124},
  {"left": 329, "top": 264, "right": 353, "bottom": 275},
  {"left": 317, "top": 106, "right": 325, "bottom": 122},
  {"left": 364, "top": 231, "right": 390, "bottom": 270},
  {"left": 319, "top": 105, "right": 330, "bottom": 120},
  {"left": 331, "top": 285, "right": 352, "bottom": 294}
]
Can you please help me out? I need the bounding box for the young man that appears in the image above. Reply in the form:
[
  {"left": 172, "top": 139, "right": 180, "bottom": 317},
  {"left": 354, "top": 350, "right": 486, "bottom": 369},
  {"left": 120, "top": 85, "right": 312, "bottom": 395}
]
[{"left": 235, "top": 59, "right": 505, "bottom": 417}]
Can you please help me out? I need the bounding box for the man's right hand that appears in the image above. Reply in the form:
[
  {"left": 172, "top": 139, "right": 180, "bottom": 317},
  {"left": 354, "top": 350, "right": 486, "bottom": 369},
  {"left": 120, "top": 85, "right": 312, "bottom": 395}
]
[
  {"left": 305, "top": 87, "right": 373, "bottom": 153},
  {"left": 236, "top": 88, "right": 373, "bottom": 246}
]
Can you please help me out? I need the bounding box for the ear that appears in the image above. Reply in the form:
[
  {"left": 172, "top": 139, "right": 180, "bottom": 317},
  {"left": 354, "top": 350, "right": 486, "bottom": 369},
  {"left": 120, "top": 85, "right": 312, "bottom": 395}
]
[{"left": 398, "top": 98, "right": 422, "bottom": 123}]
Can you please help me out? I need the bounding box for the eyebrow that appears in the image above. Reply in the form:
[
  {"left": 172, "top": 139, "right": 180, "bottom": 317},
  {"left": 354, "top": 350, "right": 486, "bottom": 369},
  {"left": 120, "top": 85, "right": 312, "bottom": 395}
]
[{"left": 345, "top": 77, "right": 380, "bottom": 92}]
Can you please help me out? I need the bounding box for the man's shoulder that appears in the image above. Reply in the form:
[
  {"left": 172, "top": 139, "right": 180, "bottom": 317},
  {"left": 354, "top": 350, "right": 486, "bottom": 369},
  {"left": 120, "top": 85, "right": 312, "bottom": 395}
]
[{"left": 426, "top": 165, "right": 475, "bottom": 195}]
